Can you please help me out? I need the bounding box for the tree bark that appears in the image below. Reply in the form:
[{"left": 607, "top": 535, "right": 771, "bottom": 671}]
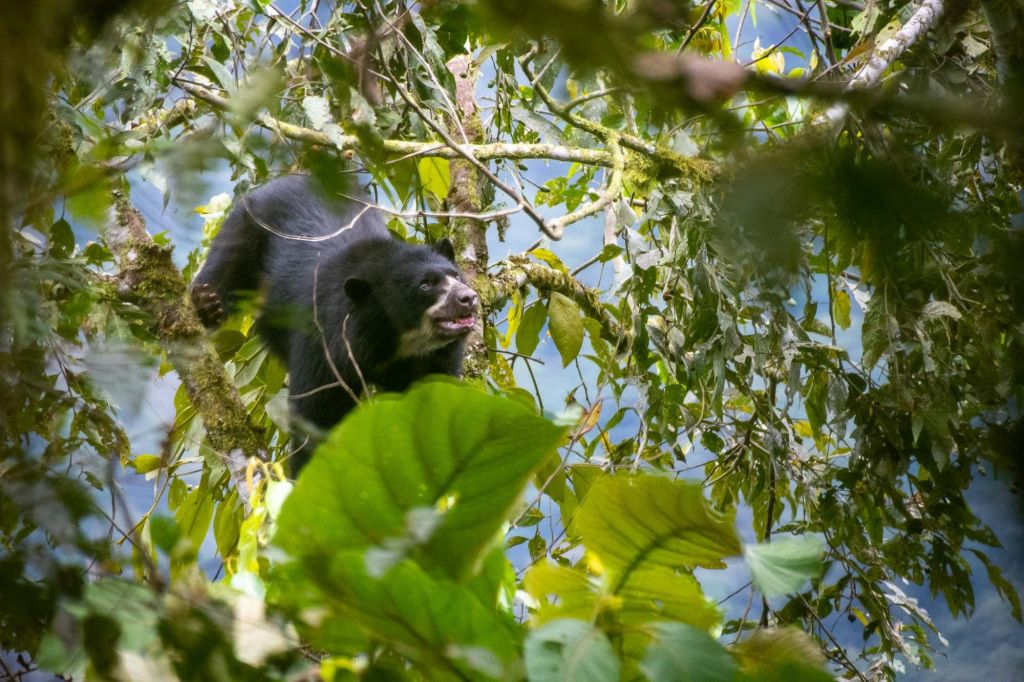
[
  {"left": 107, "top": 187, "right": 263, "bottom": 507},
  {"left": 445, "top": 55, "right": 490, "bottom": 379},
  {"left": 980, "top": 0, "right": 1024, "bottom": 181}
]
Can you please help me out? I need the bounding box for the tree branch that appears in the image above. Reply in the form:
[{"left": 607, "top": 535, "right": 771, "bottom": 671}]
[
  {"left": 545, "top": 133, "right": 625, "bottom": 239},
  {"left": 979, "top": 0, "right": 1024, "bottom": 181},
  {"left": 445, "top": 54, "right": 490, "bottom": 379},
  {"left": 176, "top": 80, "right": 614, "bottom": 167},
  {"left": 106, "top": 187, "right": 264, "bottom": 508},
  {"left": 824, "top": 0, "right": 946, "bottom": 123},
  {"left": 483, "top": 259, "right": 626, "bottom": 344}
]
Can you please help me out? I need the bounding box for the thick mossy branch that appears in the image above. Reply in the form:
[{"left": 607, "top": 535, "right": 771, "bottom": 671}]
[
  {"left": 445, "top": 55, "right": 490, "bottom": 381},
  {"left": 107, "top": 190, "right": 264, "bottom": 472},
  {"left": 483, "top": 259, "right": 626, "bottom": 343},
  {"left": 518, "top": 54, "right": 717, "bottom": 184},
  {"left": 178, "top": 81, "right": 614, "bottom": 167}
]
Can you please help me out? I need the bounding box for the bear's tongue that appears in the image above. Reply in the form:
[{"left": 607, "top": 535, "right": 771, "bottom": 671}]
[{"left": 439, "top": 316, "right": 475, "bottom": 332}]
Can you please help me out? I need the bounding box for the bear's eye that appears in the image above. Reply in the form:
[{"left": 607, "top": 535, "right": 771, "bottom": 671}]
[{"left": 419, "top": 280, "right": 433, "bottom": 291}]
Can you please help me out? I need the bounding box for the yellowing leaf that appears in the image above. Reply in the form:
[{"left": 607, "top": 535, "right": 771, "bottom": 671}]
[
  {"left": 832, "top": 288, "right": 851, "bottom": 330},
  {"left": 572, "top": 401, "right": 602, "bottom": 438},
  {"left": 522, "top": 562, "right": 596, "bottom": 626},
  {"left": 529, "top": 248, "right": 569, "bottom": 273},
  {"left": 502, "top": 292, "right": 524, "bottom": 349},
  {"left": 133, "top": 454, "right": 163, "bottom": 474},
  {"left": 750, "top": 38, "right": 785, "bottom": 75},
  {"left": 417, "top": 157, "right": 451, "bottom": 199},
  {"left": 574, "top": 475, "right": 742, "bottom": 574}
]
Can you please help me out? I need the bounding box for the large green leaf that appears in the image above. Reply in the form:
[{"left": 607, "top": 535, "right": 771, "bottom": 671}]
[
  {"left": 573, "top": 475, "right": 742, "bottom": 581},
  {"left": 548, "top": 292, "right": 585, "bottom": 367},
  {"left": 744, "top": 535, "right": 825, "bottom": 597},
  {"left": 642, "top": 622, "right": 738, "bottom": 682},
  {"left": 275, "top": 380, "right": 565, "bottom": 581},
  {"left": 320, "top": 554, "right": 520, "bottom": 676},
  {"left": 516, "top": 301, "right": 548, "bottom": 357},
  {"left": 418, "top": 157, "right": 451, "bottom": 199},
  {"left": 522, "top": 561, "right": 721, "bottom": 667},
  {"left": 618, "top": 566, "right": 721, "bottom": 630},
  {"left": 524, "top": 619, "right": 620, "bottom": 682},
  {"left": 522, "top": 561, "right": 596, "bottom": 626}
]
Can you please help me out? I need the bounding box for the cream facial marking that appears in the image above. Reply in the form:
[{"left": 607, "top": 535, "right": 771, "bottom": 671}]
[{"left": 395, "top": 275, "right": 470, "bottom": 358}]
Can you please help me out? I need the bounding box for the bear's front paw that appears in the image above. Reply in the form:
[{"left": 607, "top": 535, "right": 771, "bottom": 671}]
[{"left": 191, "top": 283, "right": 226, "bottom": 328}]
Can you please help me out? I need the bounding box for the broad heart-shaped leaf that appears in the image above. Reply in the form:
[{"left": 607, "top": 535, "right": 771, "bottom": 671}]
[
  {"left": 275, "top": 380, "right": 565, "bottom": 581},
  {"left": 271, "top": 552, "right": 519, "bottom": 678},
  {"left": 330, "top": 554, "right": 520, "bottom": 677},
  {"left": 642, "top": 622, "right": 738, "bottom": 682},
  {"left": 574, "top": 475, "right": 741, "bottom": 580},
  {"left": 548, "top": 291, "right": 585, "bottom": 367},
  {"left": 618, "top": 566, "right": 721, "bottom": 630},
  {"left": 522, "top": 561, "right": 721, "bottom": 674},
  {"left": 522, "top": 561, "right": 596, "bottom": 626},
  {"left": 524, "top": 619, "right": 620, "bottom": 682},
  {"left": 744, "top": 535, "right": 825, "bottom": 597}
]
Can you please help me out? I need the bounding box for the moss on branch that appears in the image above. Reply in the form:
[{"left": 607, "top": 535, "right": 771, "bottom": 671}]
[
  {"left": 483, "top": 259, "right": 626, "bottom": 344},
  {"left": 107, "top": 190, "right": 264, "bottom": 468}
]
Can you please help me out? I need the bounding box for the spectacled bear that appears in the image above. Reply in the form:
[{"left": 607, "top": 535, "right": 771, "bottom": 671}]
[{"left": 189, "top": 175, "right": 478, "bottom": 472}]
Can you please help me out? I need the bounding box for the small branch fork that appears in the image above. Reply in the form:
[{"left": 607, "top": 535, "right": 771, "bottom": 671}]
[{"left": 823, "top": 0, "right": 947, "bottom": 124}]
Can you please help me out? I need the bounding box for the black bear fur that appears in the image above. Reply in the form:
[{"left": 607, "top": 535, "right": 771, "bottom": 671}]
[{"left": 190, "top": 175, "right": 478, "bottom": 472}]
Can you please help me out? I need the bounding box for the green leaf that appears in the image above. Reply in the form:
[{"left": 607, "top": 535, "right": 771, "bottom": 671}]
[
  {"left": 804, "top": 371, "right": 828, "bottom": 439},
  {"left": 149, "top": 514, "right": 180, "bottom": 555},
  {"left": 174, "top": 479, "right": 214, "bottom": 557},
  {"left": 529, "top": 248, "right": 569, "bottom": 273},
  {"left": 524, "top": 619, "right": 620, "bottom": 682},
  {"left": 548, "top": 292, "right": 584, "bottom": 367},
  {"left": 618, "top": 566, "right": 722, "bottom": 629},
  {"left": 132, "top": 454, "right": 162, "bottom": 474},
  {"left": 642, "top": 622, "right": 737, "bottom": 682},
  {"left": 573, "top": 475, "right": 742, "bottom": 576},
  {"left": 315, "top": 555, "right": 520, "bottom": 672},
  {"left": 861, "top": 299, "right": 897, "bottom": 371},
  {"left": 64, "top": 174, "right": 112, "bottom": 229},
  {"left": 275, "top": 380, "right": 565, "bottom": 581},
  {"left": 522, "top": 562, "right": 596, "bottom": 625},
  {"left": 48, "top": 218, "right": 75, "bottom": 258},
  {"left": 970, "top": 549, "right": 1022, "bottom": 621},
  {"left": 418, "top": 157, "right": 451, "bottom": 199},
  {"left": 516, "top": 302, "right": 548, "bottom": 356},
  {"left": 744, "top": 536, "right": 825, "bottom": 597},
  {"left": 201, "top": 55, "right": 236, "bottom": 90},
  {"left": 213, "top": 492, "right": 242, "bottom": 558}
]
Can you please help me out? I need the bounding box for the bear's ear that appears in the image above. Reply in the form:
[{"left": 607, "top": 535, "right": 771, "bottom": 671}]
[
  {"left": 344, "top": 277, "right": 372, "bottom": 302},
  {"left": 433, "top": 237, "right": 457, "bottom": 263}
]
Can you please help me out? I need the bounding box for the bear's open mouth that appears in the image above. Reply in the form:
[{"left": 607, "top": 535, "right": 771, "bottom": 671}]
[{"left": 437, "top": 315, "right": 476, "bottom": 334}]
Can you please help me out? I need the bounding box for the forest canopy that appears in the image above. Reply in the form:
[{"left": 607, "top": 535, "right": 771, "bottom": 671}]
[{"left": 1, "top": 0, "right": 1023, "bottom": 680}]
